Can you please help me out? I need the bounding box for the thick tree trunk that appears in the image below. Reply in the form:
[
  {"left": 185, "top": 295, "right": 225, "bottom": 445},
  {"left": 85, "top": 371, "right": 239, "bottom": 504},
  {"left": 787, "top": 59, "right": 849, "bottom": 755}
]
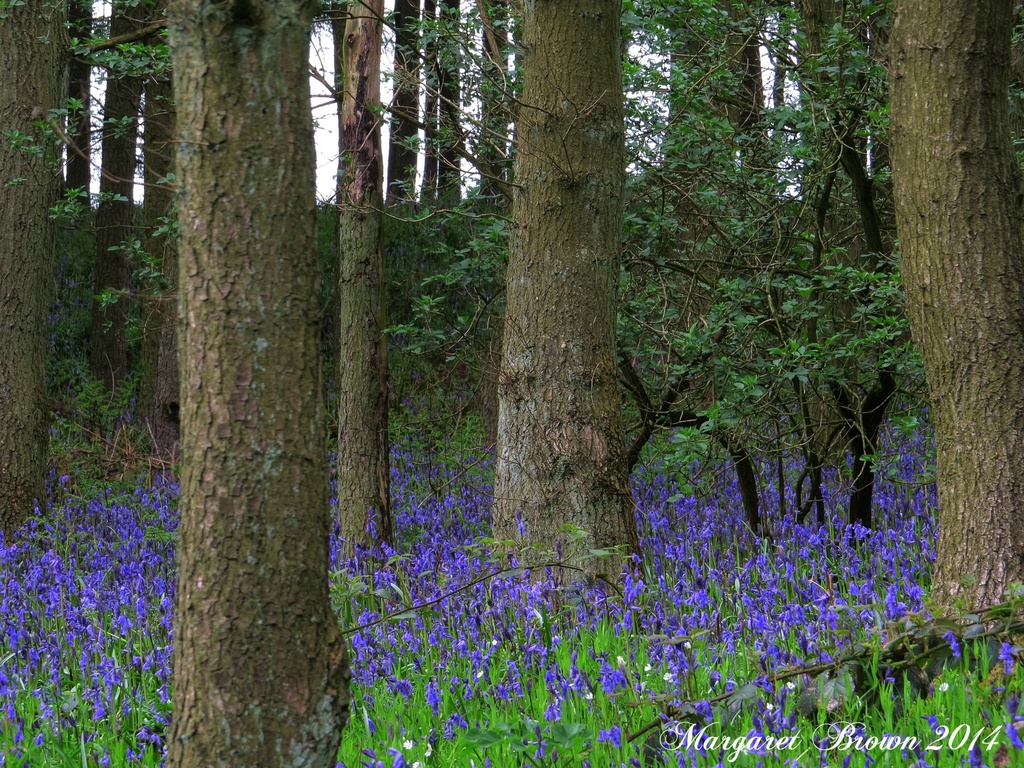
[
  {"left": 892, "top": 0, "right": 1024, "bottom": 608},
  {"left": 494, "top": 0, "right": 639, "bottom": 574},
  {"left": 89, "top": 8, "right": 142, "bottom": 391},
  {"left": 66, "top": 0, "right": 91, "bottom": 196},
  {"left": 0, "top": 0, "right": 66, "bottom": 535},
  {"left": 139, "top": 41, "right": 179, "bottom": 459},
  {"left": 166, "top": 0, "right": 350, "bottom": 762},
  {"left": 336, "top": 0, "right": 392, "bottom": 557},
  {"left": 387, "top": 0, "right": 420, "bottom": 203}
]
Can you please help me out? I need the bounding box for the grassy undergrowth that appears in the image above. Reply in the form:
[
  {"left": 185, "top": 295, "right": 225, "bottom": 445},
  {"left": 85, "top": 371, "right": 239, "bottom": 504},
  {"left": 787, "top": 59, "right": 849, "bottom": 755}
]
[{"left": 2, "top": 439, "right": 1022, "bottom": 767}]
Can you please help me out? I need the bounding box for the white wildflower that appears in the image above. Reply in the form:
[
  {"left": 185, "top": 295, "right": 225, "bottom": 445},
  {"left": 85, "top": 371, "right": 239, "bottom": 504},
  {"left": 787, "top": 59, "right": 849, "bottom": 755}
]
[{"left": 403, "top": 740, "right": 414, "bottom": 750}]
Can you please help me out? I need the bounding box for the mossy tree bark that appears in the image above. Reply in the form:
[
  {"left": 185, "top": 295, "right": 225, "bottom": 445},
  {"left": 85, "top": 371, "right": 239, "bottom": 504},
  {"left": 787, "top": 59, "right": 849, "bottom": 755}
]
[
  {"left": 165, "top": 0, "right": 350, "bottom": 762},
  {"left": 494, "top": 0, "right": 640, "bottom": 574},
  {"left": 336, "top": 0, "right": 392, "bottom": 558},
  {"left": 892, "top": 0, "right": 1024, "bottom": 608},
  {"left": 0, "top": 0, "right": 66, "bottom": 535},
  {"left": 89, "top": 5, "right": 142, "bottom": 391}
]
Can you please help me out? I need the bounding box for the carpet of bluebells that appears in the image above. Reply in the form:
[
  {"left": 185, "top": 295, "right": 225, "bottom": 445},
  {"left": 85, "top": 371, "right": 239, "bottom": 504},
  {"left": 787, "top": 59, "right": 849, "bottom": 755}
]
[{"left": 2, "top": 429, "right": 1024, "bottom": 767}]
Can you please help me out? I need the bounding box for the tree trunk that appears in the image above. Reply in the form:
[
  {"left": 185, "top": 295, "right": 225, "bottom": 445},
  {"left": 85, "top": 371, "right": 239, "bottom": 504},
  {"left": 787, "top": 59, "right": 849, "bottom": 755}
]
[
  {"left": 387, "top": 0, "right": 420, "bottom": 203},
  {"left": 166, "top": 0, "right": 350, "bottom": 761},
  {"left": 89, "top": 8, "right": 142, "bottom": 391},
  {"left": 472, "top": 0, "right": 511, "bottom": 451},
  {"left": 835, "top": 372, "right": 896, "bottom": 529},
  {"left": 66, "top": 0, "right": 91, "bottom": 197},
  {"left": 477, "top": 0, "right": 509, "bottom": 203},
  {"left": 892, "top": 0, "right": 1024, "bottom": 608},
  {"left": 722, "top": 0, "right": 764, "bottom": 139},
  {"left": 436, "top": 0, "right": 462, "bottom": 203},
  {"left": 421, "top": 0, "right": 439, "bottom": 202},
  {"left": 476, "top": 313, "right": 503, "bottom": 450},
  {"left": 139, "top": 29, "right": 179, "bottom": 459},
  {"left": 0, "top": 0, "right": 67, "bottom": 535},
  {"left": 728, "top": 441, "right": 762, "bottom": 535},
  {"left": 494, "top": 0, "right": 639, "bottom": 574},
  {"left": 336, "top": 0, "right": 392, "bottom": 558}
]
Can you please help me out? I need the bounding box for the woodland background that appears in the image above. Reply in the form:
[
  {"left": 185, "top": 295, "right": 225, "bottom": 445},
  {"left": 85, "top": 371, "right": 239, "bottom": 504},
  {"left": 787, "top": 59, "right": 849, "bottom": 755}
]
[{"left": 3, "top": 0, "right": 1024, "bottom": 765}]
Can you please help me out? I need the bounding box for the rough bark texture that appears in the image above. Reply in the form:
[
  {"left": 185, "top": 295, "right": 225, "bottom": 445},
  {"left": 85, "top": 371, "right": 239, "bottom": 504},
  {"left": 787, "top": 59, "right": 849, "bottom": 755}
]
[
  {"left": 0, "top": 0, "right": 66, "bottom": 535},
  {"left": 336, "top": 0, "right": 392, "bottom": 557},
  {"left": 892, "top": 0, "right": 1024, "bottom": 608},
  {"left": 89, "top": 8, "right": 142, "bottom": 390},
  {"left": 66, "top": 0, "right": 91, "bottom": 196},
  {"left": 166, "top": 0, "right": 350, "bottom": 762},
  {"left": 139, "top": 42, "right": 180, "bottom": 459},
  {"left": 386, "top": 0, "right": 420, "bottom": 203},
  {"left": 494, "top": 0, "right": 639, "bottom": 573}
]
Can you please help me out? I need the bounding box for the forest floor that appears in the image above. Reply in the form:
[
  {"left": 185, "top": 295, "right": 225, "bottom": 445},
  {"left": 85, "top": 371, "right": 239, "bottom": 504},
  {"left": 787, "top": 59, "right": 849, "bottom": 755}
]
[{"left": 2, "top": 436, "right": 1022, "bottom": 767}]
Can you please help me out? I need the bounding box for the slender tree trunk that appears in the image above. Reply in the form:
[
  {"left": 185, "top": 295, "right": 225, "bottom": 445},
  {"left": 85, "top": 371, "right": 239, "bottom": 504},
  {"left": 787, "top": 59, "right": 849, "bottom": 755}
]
[
  {"left": 892, "top": 0, "right": 1024, "bottom": 609},
  {"left": 421, "top": 0, "right": 439, "bottom": 202},
  {"left": 66, "top": 0, "right": 91, "bottom": 197},
  {"left": 0, "top": 0, "right": 67, "bottom": 535},
  {"left": 476, "top": 313, "right": 503, "bottom": 450},
  {"left": 835, "top": 372, "right": 896, "bottom": 529},
  {"left": 89, "top": 7, "right": 142, "bottom": 390},
  {"left": 436, "top": 0, "right": 462, "bottom": 203},
  {"left": 722, "top": 0, "right": 764, "bottom": 140},
  {"left": 387, "top": 0, "right": 420, "bottom": 203},
  {"left": 728, "top": 441, "right": 762, "bottom": 535},
  {"left": 336, "top": 0, "right": 392, "bottom": 557},
  {"left": 139, "top": 28, "right": 179, "bottom": 459},
  {"left": 472, "top": 0, "right": 511, "bottom": 451},
  {"left": 166, "top": 0, "right": 350, "bottom": 761},
  {"left": 494, "top": 0, "right": 639, "bottom": 574},
  {"left": 477, "top": 0, "right": 509, "bottom": 203}
]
